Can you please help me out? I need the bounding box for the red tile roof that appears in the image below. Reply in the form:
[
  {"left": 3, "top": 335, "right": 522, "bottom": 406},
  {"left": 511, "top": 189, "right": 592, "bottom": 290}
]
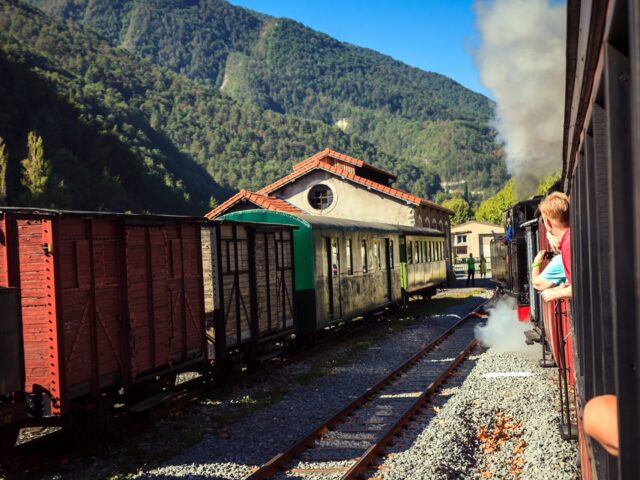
[
  {"left": 292, "top": 148, "right": 397, "bottom": 180},
  {"left": 258, "top": 159, "right": 454, "bottom": 214},
  {"left": 205, "top": 190, "right": 303, "bottom": 219}
]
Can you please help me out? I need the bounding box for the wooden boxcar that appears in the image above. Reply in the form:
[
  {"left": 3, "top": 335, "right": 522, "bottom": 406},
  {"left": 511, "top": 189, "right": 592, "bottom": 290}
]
[
  {"left": 201, "top": 219, "right": 296, "bottom": 361},
  {"left": 0, "top": 208, "right": 206, "bottom": 418},
  {"left": 219, "top": 210, "right": 446, "bottom": 335}
]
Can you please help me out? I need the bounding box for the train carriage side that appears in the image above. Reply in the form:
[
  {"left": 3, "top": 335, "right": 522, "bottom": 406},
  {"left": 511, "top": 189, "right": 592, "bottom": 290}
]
[
  {"left": 400, "top": 228, "right": 447, "bottom": 300},
  {"left": 219, "top": 210, "right": 408, "bottom": 334},
  {"left": 200, "top": 220, "right": 296, "bottom": 361},
  {"left": 0, "top": 207, "right": 207, "bottom": 422}
]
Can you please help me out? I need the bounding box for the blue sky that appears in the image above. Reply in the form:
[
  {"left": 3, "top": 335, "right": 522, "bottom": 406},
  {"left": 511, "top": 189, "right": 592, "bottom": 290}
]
[{"left": 228, "top": 0, "right": 489, "bottom": 97}]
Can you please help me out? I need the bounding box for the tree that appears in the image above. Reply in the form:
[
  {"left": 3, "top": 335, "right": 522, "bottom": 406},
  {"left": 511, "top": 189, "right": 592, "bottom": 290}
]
[
  {"left": 536, "top": 172, "right": 561, "bottom": 195},
  {"left": 208, "top": 195, "right": 219, "bottom": 209},
  {"left": 0, "top": 137, "right": 7, "bottom": 203},
  {"left": 475, "top": 179, "right": 516, "bottom": 225},
  {"left": 21, "top": 132, "right": 52, "bottom": 205},
  {"left": 442, "top": 196, "right": 473, "bottom": 226}
]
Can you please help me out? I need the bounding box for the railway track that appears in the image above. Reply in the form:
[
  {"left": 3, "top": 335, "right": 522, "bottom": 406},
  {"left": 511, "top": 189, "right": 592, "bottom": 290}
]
[{"left": 246, "top": 300, "right": 489, "bottom": 480}]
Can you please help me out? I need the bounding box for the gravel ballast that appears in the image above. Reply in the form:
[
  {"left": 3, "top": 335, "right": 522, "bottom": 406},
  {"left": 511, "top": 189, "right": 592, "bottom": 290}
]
[
  {"left": 39, "top": 286, "right": 579, "bottom": 480},
  {"left": 135, "top": 291, "right": 492, "bottom": 480},
  {"left": 379, "top": 350, "right": 579, "bottom": 480}
]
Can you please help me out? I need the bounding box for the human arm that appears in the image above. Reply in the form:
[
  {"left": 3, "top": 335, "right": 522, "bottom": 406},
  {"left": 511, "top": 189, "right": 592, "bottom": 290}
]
[
  {"left": 531, "top": 251, "right": 551, "bottom": 290},
  {"left": 541, "top": 284, "right": 572, "bottom": 302}
]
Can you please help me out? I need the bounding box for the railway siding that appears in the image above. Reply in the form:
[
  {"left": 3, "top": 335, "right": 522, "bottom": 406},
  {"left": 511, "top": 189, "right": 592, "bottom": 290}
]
[{"left": 36, "top": 288, "right": 576, "bottom": 479}]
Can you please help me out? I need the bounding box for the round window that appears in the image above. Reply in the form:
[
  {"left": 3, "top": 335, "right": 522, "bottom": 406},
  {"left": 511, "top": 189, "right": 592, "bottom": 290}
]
[{"left": 308, "top": 184, "right": 334, "bottom": 210}]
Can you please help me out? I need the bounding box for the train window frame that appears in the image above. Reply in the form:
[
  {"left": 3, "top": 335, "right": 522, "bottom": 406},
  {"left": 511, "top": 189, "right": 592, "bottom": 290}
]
[
  {"left": 361, "top": 239, "right": 368, "bottom": 273},
  {"left": 389, "top": 240, "right": 394, "bottom": 269},
  {"left": 308, "top": 184, "right": 334, "bottom": 210},
  {"left": 373, "top": 241, "right": 381, "bottom": 270},
  {"left": 346, "top": 239, "right": 353, "bottom": 275},
  {"left": 407, "top": 241, "right": 413, "bottom": 264}
]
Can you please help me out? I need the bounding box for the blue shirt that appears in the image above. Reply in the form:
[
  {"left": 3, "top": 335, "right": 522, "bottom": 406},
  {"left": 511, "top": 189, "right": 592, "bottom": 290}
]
[{"left": 540, "top": 255, "right": 567, "bottom": 285}]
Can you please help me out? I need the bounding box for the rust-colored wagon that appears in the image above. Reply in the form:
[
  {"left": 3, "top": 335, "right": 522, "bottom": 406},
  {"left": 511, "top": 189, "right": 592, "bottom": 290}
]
[{"left": 0, "top": 208, "right": 206, "bottom": 419}]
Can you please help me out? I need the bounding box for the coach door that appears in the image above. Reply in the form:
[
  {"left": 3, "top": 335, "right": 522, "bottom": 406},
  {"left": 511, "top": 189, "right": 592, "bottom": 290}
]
[
  {"left": 325, "top": 237, "right": 342, "bottom": 320},
  {"left": 385, "top": 239, "right": 393, "bottom": 301}
]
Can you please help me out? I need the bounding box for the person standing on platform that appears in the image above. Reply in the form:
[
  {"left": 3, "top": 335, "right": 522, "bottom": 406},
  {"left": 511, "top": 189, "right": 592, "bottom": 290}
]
[
  {"left": 466, "top": 253, "right": 475, "bottom": 286},
  {"left": 479, "top": 255, "right": 487, "bottom": 279}
]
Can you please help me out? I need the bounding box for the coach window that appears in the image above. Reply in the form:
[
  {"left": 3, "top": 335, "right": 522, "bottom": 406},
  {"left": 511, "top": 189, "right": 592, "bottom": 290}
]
[
  {"left": 407, "top": 241, "right": 413, "bottom": 264},
  {"left": 429, "top": 242, "right": 433, "bottom": 262},
  {"left": 389, "top": 240, "right": 394, "bottom": 269},
  {"left": 361, "top": 240, "right": 368, "bottom": 273},
  {"left": 373, "top": 241, "right": 381, "bottom": 270},
  {"left": 346, "top": 239, "right": 353, "bottom": 275}
]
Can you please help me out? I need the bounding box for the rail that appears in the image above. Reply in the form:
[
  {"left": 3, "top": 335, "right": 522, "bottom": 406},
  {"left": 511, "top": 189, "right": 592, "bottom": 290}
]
[{"left": 246, "top": 299, "right": 489, "bottom": 480}]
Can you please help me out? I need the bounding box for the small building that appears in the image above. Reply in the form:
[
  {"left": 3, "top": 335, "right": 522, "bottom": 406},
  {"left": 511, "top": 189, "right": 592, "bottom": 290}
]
[
  {"left": 451, "top": 220, "right": 504, "bottom": 268},
  {"left": 206, "top": 149, "right": 452, "bottom": 229},
  {"left": 206, "top": 148, "right": 454, "bottom": 271}
]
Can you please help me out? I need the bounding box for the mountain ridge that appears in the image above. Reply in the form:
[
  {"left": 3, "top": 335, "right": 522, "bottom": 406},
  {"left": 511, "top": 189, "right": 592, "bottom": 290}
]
[
  {"left": 2, "top": 0, "right": 433, "bottom": 213},
  {"left": 28, "top": 0, "right": 508, "bottom": 195}
]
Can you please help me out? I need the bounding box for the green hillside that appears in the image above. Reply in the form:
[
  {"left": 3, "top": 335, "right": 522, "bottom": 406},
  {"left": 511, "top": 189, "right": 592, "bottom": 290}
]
[
  {"left": 0, "top": 0, "right": 436, "bottom": 213},
  {"left": 28, "top": 0, "right": 508, "bottom": 194}
]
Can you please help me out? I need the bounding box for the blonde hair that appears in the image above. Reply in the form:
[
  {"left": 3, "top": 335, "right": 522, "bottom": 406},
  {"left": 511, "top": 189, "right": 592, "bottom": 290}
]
[{"left": 539, "top": 192, "right": 570, "bottom": 227}]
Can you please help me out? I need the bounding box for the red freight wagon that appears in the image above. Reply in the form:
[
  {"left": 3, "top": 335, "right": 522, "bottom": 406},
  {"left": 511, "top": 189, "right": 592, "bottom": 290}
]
[{"left": 0, "top": 208, "right": 206, "bottom": 418}]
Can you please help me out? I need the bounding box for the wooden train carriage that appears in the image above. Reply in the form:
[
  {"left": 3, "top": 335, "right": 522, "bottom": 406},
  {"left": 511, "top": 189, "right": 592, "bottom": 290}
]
[
  {"left": 562, "top": 0, "right": 640, "bottom": 478},
  {"left": 521, "top": 216, "right": 576, "bottom": 440},
  {"left": 201, "top": 220, "right": 296, "bottom": 361},
  {"left": 401, "top": 231, "right": 447, "bottom": 299},
  {"left": 0, "top": 287, "right": 25, "bottom": 452},
  {"left": 0, "top": 208, "right": 206, "bottom": 417},
  {"left": 220, "top": 211, "right": 400, "bottom": 334},
  {"left": 219, "top": 210, "right": 446, "bottom": 335}
]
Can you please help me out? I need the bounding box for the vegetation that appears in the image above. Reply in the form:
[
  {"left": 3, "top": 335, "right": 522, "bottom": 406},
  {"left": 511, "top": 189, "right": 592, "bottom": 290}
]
[
  {"left": 442, "top": 196, "right": 474, "bottom": 226},
  {"left": 536, "top": 171, "right": 561, "bottom": 195},
  {"left": 29, "top": 0, "right": 509, "bottom": 195},
  {"left": 1, "top": 0, "right": 443, "bottom": 213},
  {"left": 473, "top": 172, "right": 561, "bottom": 225},
  {"left": 475, "top": 179, "right": 517, "bottom": 225}
]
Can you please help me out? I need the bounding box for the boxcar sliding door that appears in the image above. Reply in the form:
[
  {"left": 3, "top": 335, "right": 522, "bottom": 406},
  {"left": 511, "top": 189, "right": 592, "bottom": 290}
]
[{"left": 124, "top": 226, "right": 171, "bottom": 378}]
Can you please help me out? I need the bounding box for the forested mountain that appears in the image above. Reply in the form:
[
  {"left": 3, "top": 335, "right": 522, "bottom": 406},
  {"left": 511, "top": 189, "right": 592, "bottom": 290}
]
[
  {"left": 0, "top": 0, "right": 437, "bottom": 213},
  {"left": 28, "top": 0, "right": 508, "bottom": 194}
]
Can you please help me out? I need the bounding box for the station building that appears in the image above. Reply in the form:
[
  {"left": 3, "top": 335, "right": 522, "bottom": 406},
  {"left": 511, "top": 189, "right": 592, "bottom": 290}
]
[
  {"left": 450, "top": 220, "right": 504, "bottom": 272},
  {"left": 206, "top": 149, "right": 452, "bottom": 231}
]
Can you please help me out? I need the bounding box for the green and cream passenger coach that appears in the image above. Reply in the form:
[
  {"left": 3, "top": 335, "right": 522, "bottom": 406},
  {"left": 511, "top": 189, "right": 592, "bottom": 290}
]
[{"left": 220, "top": 210, "right": 447, "bottom": 335}]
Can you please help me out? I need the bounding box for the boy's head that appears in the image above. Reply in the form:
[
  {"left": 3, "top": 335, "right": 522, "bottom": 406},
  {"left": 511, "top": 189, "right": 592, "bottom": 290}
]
[{"left": 539, "top": 192, "right": 570, "bottom": 236}]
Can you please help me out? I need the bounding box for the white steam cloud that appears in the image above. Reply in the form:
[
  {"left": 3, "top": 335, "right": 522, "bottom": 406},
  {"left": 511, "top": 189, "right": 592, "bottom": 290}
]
[
  {"left": 474, "top": 298, "right": 538, "bottom": 358},
  {"left": 474, "top": 0, "right": 566, "bottom": 194}
]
